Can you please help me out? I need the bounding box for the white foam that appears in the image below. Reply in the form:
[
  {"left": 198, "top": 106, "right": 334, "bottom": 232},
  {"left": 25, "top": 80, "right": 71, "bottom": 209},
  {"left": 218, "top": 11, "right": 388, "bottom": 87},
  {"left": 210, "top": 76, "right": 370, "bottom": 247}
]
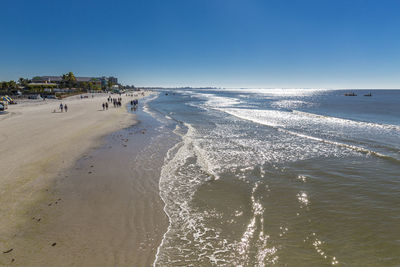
[
  {"left": 292, "top": 110, "right": 400, "bottom": 132},
  {"left": 215, "top": 107, "right": 400, "bottom": 160},
  {"left": 216, "top": 88, "right": 331, "bottom": 97},
  {"left": 271, "top": 100, "right": 315, "bottom": 109},
  {"left": 233, "top": 182, "right": 278, "bottom": 266},
  {"left": 154, "top": 120, "right": 285, "bottom": 265},
  {"left": 142, "top": 92, "right": 161, "bottom": 118},
  {"left": 152, "top": 89, "right": 399, "bottom": 265},
  {"left": 188, "top": 92, "right": 242, "bottom": 109},
  {"left": 155, "top": 122, "right": 228, "bottom": 265}
]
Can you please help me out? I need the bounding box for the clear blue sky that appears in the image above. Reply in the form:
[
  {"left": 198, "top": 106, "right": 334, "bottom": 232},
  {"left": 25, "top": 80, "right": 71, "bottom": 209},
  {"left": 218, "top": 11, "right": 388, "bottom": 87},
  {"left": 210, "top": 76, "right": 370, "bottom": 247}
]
[{"left": 1, "top": 0, "right": 400, "bottom": 88}]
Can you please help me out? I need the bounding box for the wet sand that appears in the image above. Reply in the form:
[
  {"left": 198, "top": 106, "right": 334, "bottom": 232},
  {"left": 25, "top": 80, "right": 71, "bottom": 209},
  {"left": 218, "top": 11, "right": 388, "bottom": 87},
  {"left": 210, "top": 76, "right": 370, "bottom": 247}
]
[{"left": 0, "top": 92, "right": 167, "bottom": 266}]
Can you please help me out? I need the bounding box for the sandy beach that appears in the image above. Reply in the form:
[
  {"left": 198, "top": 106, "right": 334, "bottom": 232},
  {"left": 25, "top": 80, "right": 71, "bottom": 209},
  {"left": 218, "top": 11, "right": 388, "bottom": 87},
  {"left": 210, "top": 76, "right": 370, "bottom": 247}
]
[{"left": 0, "top": 92, "right": 167, "bottom": 266}]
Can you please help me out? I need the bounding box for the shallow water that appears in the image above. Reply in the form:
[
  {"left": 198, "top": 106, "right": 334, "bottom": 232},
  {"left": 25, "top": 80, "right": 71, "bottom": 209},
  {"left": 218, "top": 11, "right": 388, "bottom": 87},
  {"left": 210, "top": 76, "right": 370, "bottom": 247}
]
[{"left": 148, "top": 89, "right": 400, "bottom": 266}]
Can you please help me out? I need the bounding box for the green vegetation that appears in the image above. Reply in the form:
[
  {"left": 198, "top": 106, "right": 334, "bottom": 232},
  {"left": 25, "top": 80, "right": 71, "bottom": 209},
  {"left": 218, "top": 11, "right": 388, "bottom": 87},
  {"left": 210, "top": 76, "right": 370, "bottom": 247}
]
[
  {"left": 0, "top": 80, "right": 18, "bottom": 95},
  {"left": 27, "top": 83, "right": 57, "bottom": 94},
  {"left": 61, "top": 72, "right": 76, "bottom": 88},
  {"left": 0, "top": 72, "right": 109, "bottom": 96}
]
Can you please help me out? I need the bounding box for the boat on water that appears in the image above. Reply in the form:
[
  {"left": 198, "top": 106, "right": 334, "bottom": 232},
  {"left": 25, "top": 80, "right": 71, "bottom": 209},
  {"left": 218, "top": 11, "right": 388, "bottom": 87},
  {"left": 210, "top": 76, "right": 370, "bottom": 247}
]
[
  {"left": 364, "top": 93, "right": 372, "bottom": 96},
  {"left": 344, "top": 92, "right": 357, "bottom": 96}
]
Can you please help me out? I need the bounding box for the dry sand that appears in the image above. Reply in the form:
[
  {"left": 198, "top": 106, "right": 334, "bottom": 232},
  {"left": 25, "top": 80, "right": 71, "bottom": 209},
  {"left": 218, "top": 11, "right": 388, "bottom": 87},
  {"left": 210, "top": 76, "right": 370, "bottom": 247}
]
[{"left": 0, "top": 92, "right": 166, "bottom": 266}]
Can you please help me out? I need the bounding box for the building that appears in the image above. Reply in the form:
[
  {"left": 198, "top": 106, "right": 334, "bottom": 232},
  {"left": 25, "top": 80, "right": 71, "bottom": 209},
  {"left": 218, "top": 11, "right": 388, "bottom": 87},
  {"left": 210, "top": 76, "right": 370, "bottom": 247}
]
[
  {"left": 31, "top": 76, "right": 118, "bottom": 86},
  {"left": 31, "top": 76, "right": 62, "bottom": 83},
  {"left": 108, "top": 76, "right": 118, "bottom": 84}
]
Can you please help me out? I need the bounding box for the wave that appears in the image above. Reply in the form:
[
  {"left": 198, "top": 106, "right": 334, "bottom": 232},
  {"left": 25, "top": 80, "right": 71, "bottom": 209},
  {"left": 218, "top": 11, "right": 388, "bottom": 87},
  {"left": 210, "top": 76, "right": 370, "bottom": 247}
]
[
  {"left": 154, "top": 121, "right": 283, "bottom": 266},
  {"left": 271, "top": 100, "right": 315, "bottom": 110},
  {"left": 152, "top": 89, "right": 400, "bottom": 265},
  {"left": 193, "top": 92, "right": 242, "bottom": 108},
  {"left": 153, "top": 135, "right": 184, "bottom": 267},
  {"left": 292, "top": 110, "right": 400, "bottom": 132},
  {"left": 142, "top": 92, "right": 161, "bottom": 118},
  {"left": 216, "top": 88, "right": 332, "bottom": 97},
  {"left": 282, "top": 129, "right": 397, "bottom": 161},
  {"left": 216, "top": 107, "right": 400, "bottom": 162},
  {"left": 154, "top": 123, "right": 224, "bottom": 266}
]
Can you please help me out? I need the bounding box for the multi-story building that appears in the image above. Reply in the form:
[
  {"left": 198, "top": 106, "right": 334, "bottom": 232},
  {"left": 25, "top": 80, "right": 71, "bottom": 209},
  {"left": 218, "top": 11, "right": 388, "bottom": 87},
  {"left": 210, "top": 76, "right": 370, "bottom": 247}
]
[
  {"left": 108, "top": 76, "right": 118, "bottom": 84},
  {"left": 31, "top": 76, "right": 118, "bottom": 86}
]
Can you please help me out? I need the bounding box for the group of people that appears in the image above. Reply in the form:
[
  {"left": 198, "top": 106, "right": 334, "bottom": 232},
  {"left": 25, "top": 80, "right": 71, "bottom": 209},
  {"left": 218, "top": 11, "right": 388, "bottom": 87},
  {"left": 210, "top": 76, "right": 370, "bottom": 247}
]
[
  {"left": 130, "top": 99, "right": 139, "bottom": 111},
  {"left": 130, "top": 99, "right": 139, "bottom": 106},
  {"left": 55, "top": 94, "right": 141, "bottom": 113},
  {"left": 59, "top": 103, "right": 68, "bottom": 112},
  {"left": 107, "top": 96, "right": 122, "bottom": 108},
  {"left": 102, "top": 96, "right": 124, "bottom": 110}
]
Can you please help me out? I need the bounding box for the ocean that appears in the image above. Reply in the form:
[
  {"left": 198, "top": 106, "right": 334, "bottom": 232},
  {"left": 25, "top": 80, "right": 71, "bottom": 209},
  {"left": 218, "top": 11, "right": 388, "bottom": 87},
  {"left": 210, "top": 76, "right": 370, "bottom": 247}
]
[{"left": 141, "top": 89, "right": 400, "bottom": 266}]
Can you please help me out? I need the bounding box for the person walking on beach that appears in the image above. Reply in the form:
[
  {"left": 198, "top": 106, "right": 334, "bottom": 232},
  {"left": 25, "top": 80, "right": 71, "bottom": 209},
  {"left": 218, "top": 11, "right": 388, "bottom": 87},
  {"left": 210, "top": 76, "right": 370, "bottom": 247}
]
[
  {"left": 60, "top": 103, "right": 63, "bottom": 112},
  {"left": 64, "top": 104, "right": 68, "bottom": 112},
  {"left": 102, "top": 103, "right": 105, "bottom": 110},
  {"left": 105, "top": 102, "right": 108, "bottom": 110}
]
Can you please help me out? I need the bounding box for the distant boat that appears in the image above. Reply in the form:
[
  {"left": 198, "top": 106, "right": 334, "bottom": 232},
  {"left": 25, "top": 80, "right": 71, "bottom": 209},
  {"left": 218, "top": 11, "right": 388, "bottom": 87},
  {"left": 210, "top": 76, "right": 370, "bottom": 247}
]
[
  {"left": 344, "top": 92, "right": 357, "bottom": 96},
  {"left": 364, "top": 93, "right": 372, "bottom": 97}
]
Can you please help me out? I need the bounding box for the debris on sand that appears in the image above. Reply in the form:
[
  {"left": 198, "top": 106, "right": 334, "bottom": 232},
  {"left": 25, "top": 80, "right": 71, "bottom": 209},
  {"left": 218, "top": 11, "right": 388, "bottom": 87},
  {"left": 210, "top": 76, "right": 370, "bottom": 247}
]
[{"left": 3, "top": 248, "right": 13, "bottom": 254}]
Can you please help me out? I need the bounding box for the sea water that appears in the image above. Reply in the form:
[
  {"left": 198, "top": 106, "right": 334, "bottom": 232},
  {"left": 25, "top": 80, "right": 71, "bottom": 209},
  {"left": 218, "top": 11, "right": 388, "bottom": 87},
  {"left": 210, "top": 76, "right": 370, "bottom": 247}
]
[{"left": 145, "top": 89, "right": 400, "bottom": 266}]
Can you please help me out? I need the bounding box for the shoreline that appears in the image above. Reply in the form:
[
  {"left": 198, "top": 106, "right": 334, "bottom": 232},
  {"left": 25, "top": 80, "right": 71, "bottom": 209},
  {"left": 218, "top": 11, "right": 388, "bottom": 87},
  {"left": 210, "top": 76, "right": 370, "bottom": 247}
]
[{"left": 0, "top": 91, "right": 166, "bottom": 266}]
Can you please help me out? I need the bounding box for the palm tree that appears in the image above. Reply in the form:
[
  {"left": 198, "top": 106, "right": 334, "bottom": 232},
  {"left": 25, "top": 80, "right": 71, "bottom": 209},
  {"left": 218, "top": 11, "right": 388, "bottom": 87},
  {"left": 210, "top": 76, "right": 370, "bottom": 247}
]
[
  {"left": 62, "top": 72, "right": 77, "bottom": 89},
  {"left": 1, "top": 82, "right": 9, "bottom": 92},
  {"left": 18, "top": 77, "right": 29, "bottom": 88},
  {"left": 8, "top": 80, "right": 17, "bottom": 89},
  {"left": 67, "top": 72, "right": 76, "bottom": 82}
]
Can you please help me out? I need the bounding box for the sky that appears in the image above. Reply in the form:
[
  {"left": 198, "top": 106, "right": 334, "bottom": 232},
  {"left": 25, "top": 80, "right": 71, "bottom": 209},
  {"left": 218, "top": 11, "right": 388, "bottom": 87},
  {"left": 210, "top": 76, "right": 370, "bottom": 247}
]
[{"left": 1, "top": 0, "right": 400, "bottom": 88}]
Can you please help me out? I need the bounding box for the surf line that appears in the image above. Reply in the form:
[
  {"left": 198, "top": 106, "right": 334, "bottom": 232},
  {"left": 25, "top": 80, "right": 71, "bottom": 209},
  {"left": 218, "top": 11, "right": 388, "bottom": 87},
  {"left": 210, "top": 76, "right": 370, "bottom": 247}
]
[
  {"left": 279, "top": 128, "right": 399, "bottom": 162},
  {"left": 292, "top": 110, "right": 400, "bottom": 132},
  {"left": 153, "top": 122, "right": 190, "bottom": 266},
  {"left": 216, "top": 107, "right": 398, "bottom": 163}
]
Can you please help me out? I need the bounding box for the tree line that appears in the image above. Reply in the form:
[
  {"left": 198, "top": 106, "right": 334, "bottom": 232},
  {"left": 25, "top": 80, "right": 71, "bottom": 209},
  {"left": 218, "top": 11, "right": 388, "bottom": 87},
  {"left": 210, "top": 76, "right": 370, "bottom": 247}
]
[{"left": 0, "top": 72, "right": 118, "bottom": 95}]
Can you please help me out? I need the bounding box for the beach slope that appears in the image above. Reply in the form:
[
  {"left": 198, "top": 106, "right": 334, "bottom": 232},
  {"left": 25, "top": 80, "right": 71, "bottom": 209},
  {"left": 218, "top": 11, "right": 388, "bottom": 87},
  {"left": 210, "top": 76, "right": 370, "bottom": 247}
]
[{"left": 0, "top": 92, "right": 163, "bottom": 266}]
